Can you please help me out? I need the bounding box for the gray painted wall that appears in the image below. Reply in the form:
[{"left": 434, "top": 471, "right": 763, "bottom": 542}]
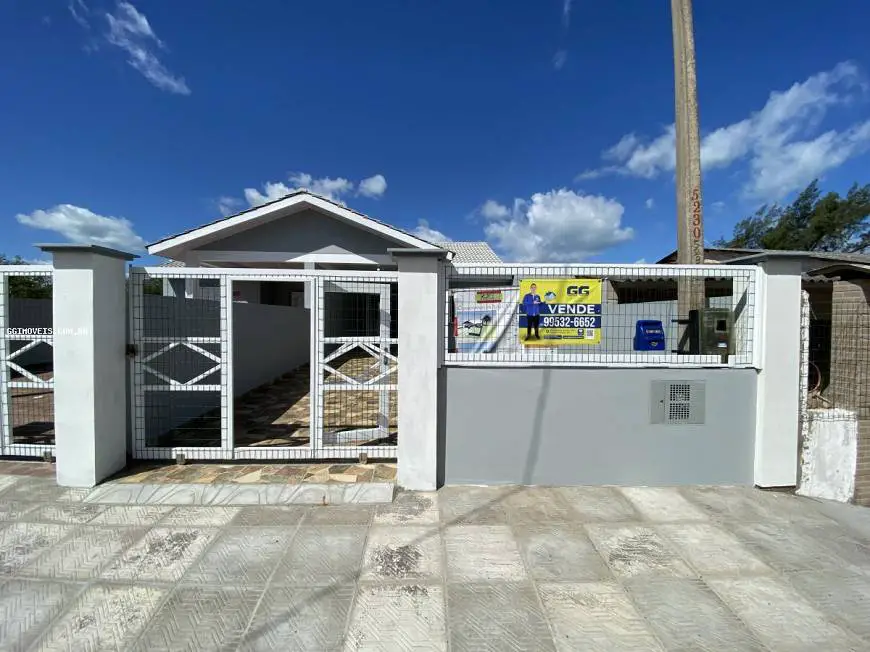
[
  {"left": 196, "top": 208, "right": 398, "bottom": 255},
  {"left": 232, "top": 302, "right": 310, "bottom": 396},
  {"left": 443, "top": 367, "right": 757, "bottom": 486}
]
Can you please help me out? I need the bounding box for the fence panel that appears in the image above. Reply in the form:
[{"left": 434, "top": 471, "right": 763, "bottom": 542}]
[
  {"left": 444, "top": 263, "right": 759, "bottom": 368},
  {"left": 129, "top": 267, "right": 398, "bottom": 461},
  {"left": 0, "top": 266, "right": 55, "bottom": 458}
]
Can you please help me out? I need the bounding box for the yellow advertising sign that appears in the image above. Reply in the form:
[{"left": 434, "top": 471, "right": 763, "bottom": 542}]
[{"left": 518, "top": 278, "right": 603, "bottom": 346}]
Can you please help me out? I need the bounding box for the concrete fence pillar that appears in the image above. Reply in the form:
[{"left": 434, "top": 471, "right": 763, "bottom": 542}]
[
  {"left": 754, "top": 258, "right": 803, "bottom": 487},
  {"left": 39, "top": 244, "right": 137, "bottom": 487},
  {"left": 390, "top": 248, "right": 448, "bottom": 491}
]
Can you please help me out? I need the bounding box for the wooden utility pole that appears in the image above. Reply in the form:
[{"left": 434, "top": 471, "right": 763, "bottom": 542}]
[{"left": 671, "top": 0, "right": 705, "bottom": 325}]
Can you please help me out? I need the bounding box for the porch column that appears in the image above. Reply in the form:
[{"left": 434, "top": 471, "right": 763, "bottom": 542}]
[
  {"left": 754, "top": 257, "right": 803, "bottom": 487},
  {"left": 390, "top": 248, "right": 448, "bottom": 491},
  {"left": 39, "top": 244, "right": 137, "bottom": 487}
]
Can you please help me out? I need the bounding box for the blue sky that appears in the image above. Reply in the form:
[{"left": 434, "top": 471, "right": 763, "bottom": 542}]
[{"left": 3, "top": 0, "right": 870, "bottom": 264}]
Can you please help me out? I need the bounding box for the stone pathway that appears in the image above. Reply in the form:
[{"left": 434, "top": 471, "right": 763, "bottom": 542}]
[{"left": 1, "top": 477, "right": 870, "bottom": 650}]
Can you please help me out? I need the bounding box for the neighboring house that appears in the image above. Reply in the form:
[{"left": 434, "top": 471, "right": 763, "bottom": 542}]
[{"left": 659, "top": 247, "right": 870, "bottom": 506}]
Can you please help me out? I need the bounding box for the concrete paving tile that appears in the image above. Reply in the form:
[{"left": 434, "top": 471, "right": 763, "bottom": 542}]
[
  {"left": 585, "top": 525, "right": 694, "bottom": 579},
  {"left": 101, "top": 527, "right": 217, "bottom": 583},
  {"left": 0, "top": 579, "right": 80, "bottom": 652},
  {"left": 231, "top": 505, "right": 307, "bottom": 526},
  {"left": 727, "top": 521, "right": 856, "bottom": 572},
  {"left": 748, "top": 490, "right": 837, "bottom": 527},
  {"left": 87, "top": 505, "right": 172, "bottom": 526},
  {"left": 657, "top": 523, "right": 772, "bottom": 577},
  {"left": 183, "top": 527, "right": 293, "bottom": 587},
  {"left": 625, "top": 577, "right": 765, "bottom": 651},
  {"left": 438, "top": 486, "right": 510, "bottom": 525},
  {"left": 0, "top": 523, "right": 72, "bottom": 576},
  {"left": 553, "top": 487, "right": 641, "bottom": 522},
  {"left": 619, "top": 487, "right": 708, "bottom": 522},
  {"left": 133, "top": 586, "right": 260, "bottom": 652},
  {"left": 20, "top": 526, "right": 144, "bottom": 580},
  {"left": 502, "top": 487, "right": 577, "bottom": 525},
  {"left": 708, "top": 576, "right": 864, "bottom": 651},
  {"left": 0, "top": 480, "right": 67, "bottom": 504},
  {"left": 444, "top": 525, "right": 526, "bottom": 582},
  {"left": 680, "top": 486, "right": 779, "bottom": 522},
  {"left": 797, "top": 523, "right": 870, "bottom": 573},
  {"left": 271, "top": 525, "right": 367, "bottom": 586},
  {"left": 374, "top": 491, "right": 439, "bottom": 526},
  {"left": 514, "top": 525, "right": 611, "bottom": 582},
  {"left": 239, "top": 584, "right": 355, "bottom": 652},
  {"left": 54, "top": 488, "right": 93, "bottom": 503},
  {"left": 447, "top": 582, "right": 555, "bottom": 652},
  {"left": 813, "top": 498, "right": 870, "bottom": 541},
  {"left": 0, "top": 477, "right": 19, "bottom": 498},
  {"left": 786, "top": 569, "right": 870, "bottom": 639},
  {"left": 159, "top": 506, "right": 240, "bottom": 527},
  {"left": 345, "top": 583, "right": 446, "bottom": 651},
  {"left": 305, "top": 505, "right": 374, "bottom": 525},
  {"left": 24, "top": 503, "right": 105, "bottom": 525},
  {"left": 0, "top": 501, "right": 37, "bottom": 521},
  {"left": 538, "top": 582, "right": 663, "bottom": 652},
  {"left": 35, "top": 583, "right": 166, "bottom": 652},
  {"left": 361, "top": 526, "right": 443, "bottom": 582}
]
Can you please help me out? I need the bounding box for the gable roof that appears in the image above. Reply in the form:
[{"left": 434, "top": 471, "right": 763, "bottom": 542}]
[
  {"left": 657, "top": 246, "right": 870, "bottom": 267},
  {"left": 148, "top": 189, "right": 442, "bottom": 257},
  {"left": 435, "top": 241, "right": 501, "bottom": 264}
]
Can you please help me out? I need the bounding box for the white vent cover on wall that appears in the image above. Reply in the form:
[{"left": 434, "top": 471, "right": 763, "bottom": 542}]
[{"left": 651, "top": 380, "right": 706, "bottom": 425}]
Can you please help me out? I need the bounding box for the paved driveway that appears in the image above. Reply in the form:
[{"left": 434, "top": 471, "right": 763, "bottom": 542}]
[{"left": 1, "top": 475, "right": 870, "bottom": 651}]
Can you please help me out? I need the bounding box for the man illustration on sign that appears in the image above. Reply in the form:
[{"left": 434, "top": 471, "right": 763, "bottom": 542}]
[{"left": 521, "top": 283, "right": 542, "bottom": 341}]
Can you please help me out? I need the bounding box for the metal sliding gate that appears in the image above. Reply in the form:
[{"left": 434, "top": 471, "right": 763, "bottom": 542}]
[
  {"left": 0, "top": 266, "right": 55, "bottom": 458},
  {"left": 129, "top": 267, "right": 398, "bottom": 461}
]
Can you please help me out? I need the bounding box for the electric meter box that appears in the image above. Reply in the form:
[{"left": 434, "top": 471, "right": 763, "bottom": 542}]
[
  {"left": 695, "top": 308, "right": 734, "bottom": 355},
  {"left": 634, "top": 320, "right": 666, "bottom": 351}
]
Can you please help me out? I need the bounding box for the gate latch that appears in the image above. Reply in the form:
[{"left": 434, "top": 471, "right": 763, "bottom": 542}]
[{"left": 125, "top": 344, "right": 137, "bottom": 358}]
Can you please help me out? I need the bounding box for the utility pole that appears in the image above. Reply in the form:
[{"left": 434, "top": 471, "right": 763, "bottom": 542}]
[{"left": 671, "top": 0, "right": 705, "bottom": 329}]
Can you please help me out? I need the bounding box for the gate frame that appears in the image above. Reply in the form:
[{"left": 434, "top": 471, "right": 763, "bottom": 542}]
[
  {"left": 128, "top": 266, "right": 398, "bottom": 461},
  {"left": 0, "top": 266, "right": 55, "bottom": 459}
]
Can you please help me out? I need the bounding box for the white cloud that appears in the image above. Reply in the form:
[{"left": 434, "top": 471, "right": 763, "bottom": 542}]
[
  {"left": 562, "top": 0, "right": 573, "bottom": 27},
  {"left": 553, "top": 50, "right": 567, "bottom": 70},
  {"left": 480, "top": 199, "right": 510, "bottom": 219},
  {"left": 69, "top": 0, "right": 90, "bottom": 28},
  {"left": 358, "top": 174, "right": 387, "bottom": 198},
  {"left": 711, "top": 201, "right": 726, "bottom": 212},
  {"left": 413, "top": 219, "right": 451, "bottom": 242},
  {"left": 243, "top": 181, "right": 293, "bottom": 207},
  {"left": 585, "top": 62, "right": 870, "bottom": 199},
  {"left": 16, "top": 204, "right": 146, "bottom": 252},
  {"left": 216, "top": 196, "right": 243, "bottom": 217},
  {"left": 645, "top": 198, "right": 654, "bottom": 209},
  {"left": 105, "top": 2, "right": 190, "bottom": 95},
  {"left": 241, "top": 172, "right": 389, "bottom": 208},
  {"left": 483, "top": 189, "right": 633, "bottom": 262}
]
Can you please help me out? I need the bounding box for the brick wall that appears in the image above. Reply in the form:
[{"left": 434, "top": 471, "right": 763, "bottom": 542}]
[{"left": 827, "top": 280, "right": 870, "bottom": 505}]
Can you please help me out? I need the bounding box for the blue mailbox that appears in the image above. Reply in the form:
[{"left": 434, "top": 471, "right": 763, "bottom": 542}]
[{"left": 634, "top": 320, "right": 666, "bottom": 351}]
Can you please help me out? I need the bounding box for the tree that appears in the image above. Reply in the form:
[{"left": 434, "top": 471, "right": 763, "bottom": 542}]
[
  {"left": 714, "top": 180, "right": 870, "bottom": 253},
  {"left": 0, "top": 254, "right": 52, "bottom": 299}
]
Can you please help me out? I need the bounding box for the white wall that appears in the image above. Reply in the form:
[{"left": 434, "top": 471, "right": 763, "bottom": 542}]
[
  {"left": 232, "top": 302, "right": 310, "bottom": 396},
  {"left": 754, "top": 259, "right": 803, "bottom": 487}
]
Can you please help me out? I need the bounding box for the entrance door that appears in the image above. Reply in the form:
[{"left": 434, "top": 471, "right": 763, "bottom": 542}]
[{"left": 315, "top": 278, "right": 397, "bottom": 459}]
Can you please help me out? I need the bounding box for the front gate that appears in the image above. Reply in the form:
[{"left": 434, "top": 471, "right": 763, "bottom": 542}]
[
  {"left": 0, "top": 266, "right": 55, "bottom": 458},
  {"left": 128, "top": 267, "right": 398, "bottom": 461}
]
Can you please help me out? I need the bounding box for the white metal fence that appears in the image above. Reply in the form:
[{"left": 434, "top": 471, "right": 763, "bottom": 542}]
[
  {"left": 0, "top": 266, "right": 55, "bottom": 458},
  {"left": 445, "top": 263, "right": 760, "bottom": 368},
  {"left": 128, "top": 266, "right": 398, "bottom": 461}
]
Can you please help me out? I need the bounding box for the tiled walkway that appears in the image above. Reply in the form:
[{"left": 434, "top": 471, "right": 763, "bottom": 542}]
[
  {"left": 113, "top": 462, "right": 397, "bottom": 485},
  {"left": 1, "top": 476, "right": 870, "bottom": 650}
]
